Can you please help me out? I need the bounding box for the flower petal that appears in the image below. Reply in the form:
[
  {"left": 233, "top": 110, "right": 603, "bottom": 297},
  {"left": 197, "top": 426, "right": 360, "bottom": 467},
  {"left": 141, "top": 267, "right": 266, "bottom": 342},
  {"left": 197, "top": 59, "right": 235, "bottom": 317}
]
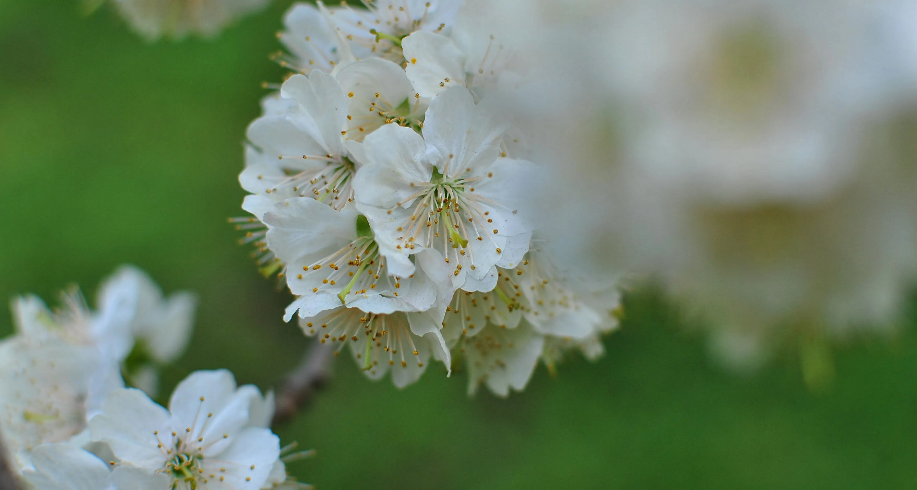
[
  {"left": 402, "top": 31, "right": 466, "bottom": 99},
  {"left": 89, "top": 388, "right": 170, "bottom": 470}
]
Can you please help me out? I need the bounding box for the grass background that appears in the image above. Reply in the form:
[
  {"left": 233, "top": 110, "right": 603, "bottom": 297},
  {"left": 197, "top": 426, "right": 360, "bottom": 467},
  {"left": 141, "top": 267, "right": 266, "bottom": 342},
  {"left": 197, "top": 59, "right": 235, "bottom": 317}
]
[{"left": 1, "top": 1, "right": 916, "bottom": 488}]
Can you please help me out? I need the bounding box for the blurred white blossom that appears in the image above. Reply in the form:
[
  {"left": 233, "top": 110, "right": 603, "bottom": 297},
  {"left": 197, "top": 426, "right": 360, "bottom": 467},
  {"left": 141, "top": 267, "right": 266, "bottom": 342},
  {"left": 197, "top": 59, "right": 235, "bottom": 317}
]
[
  {"left": 22, "top": 442, "right": 166, "bottom": 490},
  {"left": 274, "top": 0, "right": 463, "bottom": 73},
  {"left": 0, "top": 267, "right": 196, "bottom": 472},
  {"left": 498, "top": 0, "right": 917, "bottom": 372},
  {"left": 113, "top": 0, "right": 269, "bottom": 40}
]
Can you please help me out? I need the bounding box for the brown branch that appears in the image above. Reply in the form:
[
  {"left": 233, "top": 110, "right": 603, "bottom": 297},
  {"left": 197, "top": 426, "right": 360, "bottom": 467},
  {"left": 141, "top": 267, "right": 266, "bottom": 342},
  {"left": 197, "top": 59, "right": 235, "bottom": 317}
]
[
  {"left": 272, "top": 340, "right": 335, "bottom": 427},
  {"left": 0, "top": 432, "right": 22, "bottom": 490}
]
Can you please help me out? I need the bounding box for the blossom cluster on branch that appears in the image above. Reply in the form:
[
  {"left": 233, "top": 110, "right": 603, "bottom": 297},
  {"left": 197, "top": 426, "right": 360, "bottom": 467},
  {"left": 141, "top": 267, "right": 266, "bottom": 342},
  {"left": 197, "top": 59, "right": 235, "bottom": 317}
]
[
  {"left": 237, "top": 0, "right": 622, "bottom": 395},
  {"left": 0, "top": 268, "right": 308, "bottom": 489}
]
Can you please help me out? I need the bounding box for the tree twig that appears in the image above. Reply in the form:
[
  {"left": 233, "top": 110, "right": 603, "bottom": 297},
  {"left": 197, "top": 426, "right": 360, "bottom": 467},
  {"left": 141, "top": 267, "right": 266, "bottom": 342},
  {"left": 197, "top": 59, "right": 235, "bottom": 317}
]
[
  {"left": 272, "top": 340, "right": 335, "bottom": 427},
  {"left": 0, "top": 432, "right": 21, "bottom": 490}
]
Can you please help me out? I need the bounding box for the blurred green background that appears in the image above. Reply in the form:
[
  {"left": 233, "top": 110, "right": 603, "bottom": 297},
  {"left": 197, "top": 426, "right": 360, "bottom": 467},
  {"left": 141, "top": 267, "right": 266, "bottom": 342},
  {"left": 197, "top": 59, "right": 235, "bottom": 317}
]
[{"left": 2, "top": 1, "right": 917, "bottom": 488}]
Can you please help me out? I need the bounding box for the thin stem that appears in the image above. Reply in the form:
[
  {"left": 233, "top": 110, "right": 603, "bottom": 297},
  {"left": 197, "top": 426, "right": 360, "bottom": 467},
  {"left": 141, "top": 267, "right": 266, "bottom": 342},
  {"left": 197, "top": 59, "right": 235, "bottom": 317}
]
[
  {"left": 272, "top": 340, "right": 336, "bottom": 427},
  {"left": 0, "top": 432, "right": 22, "bottom": 490}
]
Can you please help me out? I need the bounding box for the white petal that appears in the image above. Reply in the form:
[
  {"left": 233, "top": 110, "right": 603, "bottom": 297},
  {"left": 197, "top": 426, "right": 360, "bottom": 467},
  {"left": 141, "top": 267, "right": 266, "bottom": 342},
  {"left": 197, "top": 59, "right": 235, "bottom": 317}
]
[
  {"left": 265, "top": 460, "right": 287, "bottom": 486},
  {"left": 495, "top": 232, "right": 531, "bottom": 269},
  {"left": 201, "top": 427, "right": 280, "bottom": 490},
  {"left": 110, "top": 465, "right": 170, "bottom": 490},
  {"left": 408, "top": 314, "right": 450, "bottom": 375},
  {"left": 89, "top": 388, "right": 170, "bottom": 470},
  {"left": 402, "top": 31, "right": 466, "bottom": 98},
  {"left": 86, "top": 360, "right": 125, "bottom": 422},
  {"left": 246, "top": 115, "right": 329, "bottom": 164},
  {"left": 259, "top": 92, "right": 296, "bottom": 116},
  {"left": 245, "top": 389, "right": 274, "bottom": 429},
  {"left": 388, "top": 331, "right": 432, "bottom": 389},
  {"left": 280, "top": 71, "right": 347, "bottom": 157},
  {"left": 23, "top": 443, "right": 111, "bottom": 490},
  {"left": 337, "top": 58, "right": 418, "bottom": 141},
  {"left": 279, "top": 3, "right": 339, "bottom": 74},
  {"left": 353, "top": 204, "right": 417, "bottom": 277},
  {"left": 239, "top": 163, "right": 290, "bottom": 207},
  {"left": 167, "top": 370, "right": 251, "bottom": 457},
  {"left": 347, "top": 248, "right": 452, "bottom": 315},
  {"left": 11, "top": 294, "right": 53, "bottom": 339},
  {"left": 423, "top": 86, "right": 508, "bottom": 177},
  {"left": 142, "top": 291, "right": 197, "bottom": 363},
  {"left": 464, "top": 322, "right": 544, "bottom": 397},
  {"left": 93, "top": 270, "right": 141, "bottom": 362},
  {"left": 285, "top": 294, "right": 346, "bottom": 322},
  {"left": 264, "top": 198, "right": 358, "bottom": 266},
  {"left": 458, "top": 266, "right": 498, "bottom": 292},
  {"left": 353, "top": 124, "right": 431, "bottom": 209},
  {"left": 473, "top": 158, "right": 543, "bottom": 235}
]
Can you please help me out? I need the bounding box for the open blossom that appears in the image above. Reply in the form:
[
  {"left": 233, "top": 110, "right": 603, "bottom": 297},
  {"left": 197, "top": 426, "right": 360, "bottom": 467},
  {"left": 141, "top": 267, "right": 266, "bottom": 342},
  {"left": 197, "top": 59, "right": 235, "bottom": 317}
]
[
  {"left": 113, "top": 0, "right": 269, "bottom": 40},
  {"left": 298, "top": 306, "right": 448, "bottom": 388},
  {"left": 353, "top": 86, "right": 539, "bottom": 290},
  {"left": 0, "top": 267, "right": 197, "bottom": 471},
  {"left": 401, "top": 0, "right": 520, "bottom": 99},
  {"left": 461, "top": 320, "right": 543, "bottom": 396},
  {"left": 441, "top": 245, "right": 618, "bottom": 396},
  {"left": 242, "top": 70, "right": 352, "bottom": 218},
  {"left": 13, "top": 266, "right": 196, "bottom": 371},
  {"left": 275, "top": 0, "right": 463, "bottom": 73},
  {"left": 90, "top": 370, "right": 281, "bottom": 490},
  {"left": 242, "top": 59, "right": 427, "bottom": 219},
  {"left": 264, "top": 199, "right": 452, "bottom": 320},
  {"left": 337, "top": 58, "right": 427, "bottom": 141}
]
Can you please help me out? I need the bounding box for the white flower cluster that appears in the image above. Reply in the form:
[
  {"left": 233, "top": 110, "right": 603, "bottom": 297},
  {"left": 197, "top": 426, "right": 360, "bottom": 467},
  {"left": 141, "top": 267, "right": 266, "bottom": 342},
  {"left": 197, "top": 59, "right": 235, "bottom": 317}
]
[
  {"left": 0, "top": 269, "right": 306, "bottom": 489},
  {"left": 498, "top": 0, "right": 917, "bottom": 371},
  {"left": 238, "top": 0, "right": 621, "bottom": 395}
]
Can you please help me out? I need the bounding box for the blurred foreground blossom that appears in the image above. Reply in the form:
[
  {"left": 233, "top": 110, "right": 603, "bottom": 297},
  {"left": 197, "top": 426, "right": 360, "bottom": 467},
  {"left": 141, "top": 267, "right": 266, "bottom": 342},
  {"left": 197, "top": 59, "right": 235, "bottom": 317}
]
[
  {"left": 500, "top": 0, "right": 917, "bottom": 375},
  {"left": 0, "top": 266, "right": 196, "bottom": 473},
  {"left": 112, "top": 0, "right": 269, "bottom": 40},
  {"left": 22, "top": 442, "right": 163, "bottom": 490}
]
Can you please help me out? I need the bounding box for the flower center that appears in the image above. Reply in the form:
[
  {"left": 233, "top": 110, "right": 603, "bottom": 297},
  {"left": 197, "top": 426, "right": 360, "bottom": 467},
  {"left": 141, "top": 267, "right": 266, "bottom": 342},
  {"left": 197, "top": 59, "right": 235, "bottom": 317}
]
[
  {"left": 271, "top": 155, "right": 357, "bottom": 210},
  {"left": 167, "top": 452, "right": 204, "bottom": 489},
  {"left": 303, "top": 310, "right": 424, "bottom": 373}
]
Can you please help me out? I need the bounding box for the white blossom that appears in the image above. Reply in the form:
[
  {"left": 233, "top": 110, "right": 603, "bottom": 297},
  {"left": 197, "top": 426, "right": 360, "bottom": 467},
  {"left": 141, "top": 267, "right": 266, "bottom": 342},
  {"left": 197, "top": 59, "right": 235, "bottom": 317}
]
[
  {"left": 89, "top": 370, "right": 281, "bottom": 490},
  {"left": 275, "top": 0, "right": 463, "bottom": 73},
  {"left": 337, "top": 58, "right": 426, "bottom": 142},
  {"left": 113, "top": 0, "right": 269, "bottom": 41},
  {"left": 401, "top": 0, "right": 520, "bottom": 99},
  {"left": 298, "top": 305, "right": 449, "bottom": 388},
  {"left": 264, "top": 199, "right": 452, "bottom": 320},
  {"left": 98, "top": 266, "right": 197, "bottom": 396},
  {"left": 461, "top": 320, "right": 543, "bottom": 397},
  {"left": 241, "top": 71, "right": 353, "bottom": 215},
  {"left": 353, "top": 86, "right": 538, "bottom": 290},
  {"left": 500, "top": 0, "right": 917, "bottom": 362},
  {"left": 0, "top": 336, "right": 102, "bottom": 470},
  {"left": 275, "top": 3, "right": 343, "bottom": 74}
]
